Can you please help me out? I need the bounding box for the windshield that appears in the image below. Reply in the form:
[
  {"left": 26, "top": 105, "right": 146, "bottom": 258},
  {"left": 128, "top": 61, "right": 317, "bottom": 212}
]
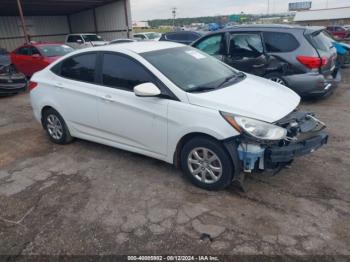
[
  {"left": 145, "top": 32, "right": 161, "bottom": 39},
  {"left": 82, "top": 34, "right": 104, "bottom": 42},
  {"left": 142, "top": 47, "right": 240, "bottom": 92},
  {"left": 38, "top": 45, "right": 74, "bottom": 57}
]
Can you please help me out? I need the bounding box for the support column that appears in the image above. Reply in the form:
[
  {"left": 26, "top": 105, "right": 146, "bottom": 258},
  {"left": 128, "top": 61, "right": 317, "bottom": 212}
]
[
  {"left": 93, "top": 8, "right": 98, "bottom": 34},
  {"left": 123, "top": 0, "right": 130, "bottom": 38},
  {"left": 16, "top": 0, "right": 29, "bottom": 43}
]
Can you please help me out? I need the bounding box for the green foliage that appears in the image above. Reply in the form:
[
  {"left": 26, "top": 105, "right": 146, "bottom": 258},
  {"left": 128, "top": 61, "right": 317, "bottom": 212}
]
[{"left": 148, "top": 16, "right": 226, "bottom": 27}]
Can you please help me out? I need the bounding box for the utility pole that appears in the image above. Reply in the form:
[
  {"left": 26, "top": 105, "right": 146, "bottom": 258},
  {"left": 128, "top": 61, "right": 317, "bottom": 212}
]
[
  {"left": 172, "top": 7, "right": 177, "bottom": 29},
  {"left": 267, "top": 0, "right": 270, "bottom": 15}
]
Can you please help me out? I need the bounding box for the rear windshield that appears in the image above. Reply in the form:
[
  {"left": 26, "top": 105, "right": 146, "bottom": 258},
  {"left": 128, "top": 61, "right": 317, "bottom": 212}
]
[
  {"left": 38, "top": 45, "right": 74, "bottom": 57},
  {"left": 309, "top": 31, "right": 333, "bottom": 52}
]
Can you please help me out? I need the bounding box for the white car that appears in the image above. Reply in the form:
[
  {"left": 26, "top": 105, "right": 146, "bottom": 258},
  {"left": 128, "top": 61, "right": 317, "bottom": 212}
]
[
  {"left": 65, "top": 33, "right": 109, "bottom": 49},
  {"left": 29, "top": 42, "right": 328, "bottom": 190},
  {"left": 133, "top": 32, "right": 162, "bottom": 41}
]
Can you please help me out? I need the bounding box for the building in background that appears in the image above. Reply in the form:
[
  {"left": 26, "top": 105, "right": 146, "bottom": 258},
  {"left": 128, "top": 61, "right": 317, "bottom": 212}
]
[
  {"left": 132, "top": 21, "right": 150, "bottom": 29},
  {"left": 289, "top": 1, "right": 312, "bottom": 12},
  {"left": 294, "top": 6, "right": 350, "bottom": 26},
  {"left": 257, "top": 16, "right": 293, "bottom": 24},
  {"left": 0, "top": 0, "right": 132, "bottom": 51}
]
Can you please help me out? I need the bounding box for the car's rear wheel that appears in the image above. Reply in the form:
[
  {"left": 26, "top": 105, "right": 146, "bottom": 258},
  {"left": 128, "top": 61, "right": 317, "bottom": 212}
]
[
  {"left": 42, "top": 108, "right": 73, "bottom": 145},
  {"left": 181, "top": 137, "right": 234, "bottom": 190},
  {"left": 265, "top": 72, "right": 287, "bottom": 86}
]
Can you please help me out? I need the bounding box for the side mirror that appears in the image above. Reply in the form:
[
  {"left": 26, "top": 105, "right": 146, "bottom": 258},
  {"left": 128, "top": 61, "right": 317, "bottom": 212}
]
[
  {"left": 134, "top": 82, "right": 161, "bottom": 97},
  {"left": 77, "top": 39, "right": 83, "bottom": 44},
  {"left": 32, "top": 53, "right": 41, "bottom": 58}
]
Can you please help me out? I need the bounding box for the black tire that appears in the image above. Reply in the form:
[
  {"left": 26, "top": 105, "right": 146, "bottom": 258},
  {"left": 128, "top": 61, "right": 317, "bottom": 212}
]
[
  {"left": 264, "top": 72, "right": 287, "bottom": 86},
  {"left": 42, "top": 108, "right": 73, "bottom": 145},
  {"left": 180, "top": 136, "right": 234, "bottom": 191}
]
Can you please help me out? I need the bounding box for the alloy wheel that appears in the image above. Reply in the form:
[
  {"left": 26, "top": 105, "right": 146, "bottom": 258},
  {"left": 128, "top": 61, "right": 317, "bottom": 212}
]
[
  {"left": 269, "top": 77, "right": 286, "bottom": 86},
  {"left": 187, "top": 147, "right": 223, "bottom": 184},
  {"left": 46, "top": 114, "right": 63, "bottom": 140}
]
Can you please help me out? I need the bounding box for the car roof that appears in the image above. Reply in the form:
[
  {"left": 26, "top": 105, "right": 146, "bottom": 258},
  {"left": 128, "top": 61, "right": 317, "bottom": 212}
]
[
  {"left": 16, "top": 42, "right": 65, "bottom": 48},
  {"left": 164, "top": 31, "right": 204, "bottom": 35},
  {"left": 67, "top": 33, "right": 97, "bottom": 35},
  {"left": 79, "top": 41, "right": 184, "bottom": 54},
  {"left": 32, "top": 42, "right": 65, "bottom": 46},
  {"left": 219, "top": 24, "right": 325, "bottom": 32}
]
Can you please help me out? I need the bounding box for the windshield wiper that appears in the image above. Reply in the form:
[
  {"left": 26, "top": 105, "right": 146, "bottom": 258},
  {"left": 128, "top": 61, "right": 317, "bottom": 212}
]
[
  {"left": 217, "top": 72, "right": 245, "bottom": 88},
  {"left": 187, "top": 86, "right": 217, "bottom": 93}
]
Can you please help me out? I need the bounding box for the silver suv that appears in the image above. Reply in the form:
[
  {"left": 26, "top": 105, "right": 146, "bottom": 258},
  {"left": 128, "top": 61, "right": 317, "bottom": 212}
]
[{"left": 192, "top": 25, "right": 341, "bottom": 97}]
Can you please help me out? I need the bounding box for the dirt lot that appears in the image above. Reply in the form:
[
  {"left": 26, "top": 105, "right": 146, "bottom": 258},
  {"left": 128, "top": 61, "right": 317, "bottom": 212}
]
[{"left": 0, "top": 69, "right": 350, "bottom": 257}]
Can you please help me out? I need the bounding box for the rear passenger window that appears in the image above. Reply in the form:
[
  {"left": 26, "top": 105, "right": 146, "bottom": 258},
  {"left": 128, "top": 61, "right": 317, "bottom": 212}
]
[
  {"left": 60, "top": 53, "right": 96, "bottom": 83},
  {"left": 263, "top": 32, "right": 299, "bottom": 52},
  {"left": 230, "top": 33, "right": 264, "bottom": 58},
  {"left": 102, "top": 53, "right": 154, "bottom": 91},
  {"left": 309, "top": 31, "right": 333, "bottom": 52}
]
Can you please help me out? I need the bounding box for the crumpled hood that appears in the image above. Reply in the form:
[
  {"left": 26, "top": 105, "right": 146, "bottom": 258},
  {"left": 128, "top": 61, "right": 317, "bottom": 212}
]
[{"left": 187, "top": 74, "right": 301, "bottom": 123}]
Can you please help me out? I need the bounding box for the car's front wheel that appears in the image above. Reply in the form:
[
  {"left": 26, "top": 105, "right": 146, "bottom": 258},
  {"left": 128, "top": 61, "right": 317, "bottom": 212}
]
[
  {"left": 42, "top": 108, "right": 73, "bottom": 145},
  {"left": 181, "top": 137, "right": 234, "bottom": 190}
]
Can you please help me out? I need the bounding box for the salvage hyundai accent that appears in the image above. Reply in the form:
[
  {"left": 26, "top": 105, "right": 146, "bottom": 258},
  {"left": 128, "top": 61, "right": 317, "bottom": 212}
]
[{"left": 30, "top": 42, "right": 328, "bottom": 190}]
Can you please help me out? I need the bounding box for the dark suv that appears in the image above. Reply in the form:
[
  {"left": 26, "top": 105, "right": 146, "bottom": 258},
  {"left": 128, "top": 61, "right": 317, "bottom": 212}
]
[
  {"left": 159, "top": 31, "right": 204, "bottom": 45},
  {"left": 191, "top": 25, "right": 340, "bottom": 97}
]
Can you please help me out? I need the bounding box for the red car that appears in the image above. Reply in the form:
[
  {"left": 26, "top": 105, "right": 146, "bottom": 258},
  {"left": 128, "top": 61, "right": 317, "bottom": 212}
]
[
  {"left": 11, "top": 42, "right": 74, "bottom": 77},
  {"left": 326, "top": 26, "right": 350, "bottom": 40}
]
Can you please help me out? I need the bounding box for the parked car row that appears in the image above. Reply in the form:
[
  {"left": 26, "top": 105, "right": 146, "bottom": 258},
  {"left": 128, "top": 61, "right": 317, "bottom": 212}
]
[
  {"left": 191, "top": 25, "right": 341, "bottom": 98},
  {"left": 326, "top": 25, "right": 350, "bottom": 40},
  {"left": 4, "top": 25, "right": 346, "bottom": 99}
]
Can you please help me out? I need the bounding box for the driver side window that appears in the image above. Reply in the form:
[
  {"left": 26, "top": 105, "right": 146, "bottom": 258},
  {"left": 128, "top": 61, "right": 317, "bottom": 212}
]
[
  {"left": 195, "top": 34, "right": 223, "bottom": 56},
  {"left": 229, "top": 33, "right": 263, "bottom": 59}
]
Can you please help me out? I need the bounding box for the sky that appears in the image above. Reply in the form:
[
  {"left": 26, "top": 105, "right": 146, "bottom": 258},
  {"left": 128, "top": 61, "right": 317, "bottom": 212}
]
[{"left": 130, "top": 0, "right": 350, "bottom": 20}]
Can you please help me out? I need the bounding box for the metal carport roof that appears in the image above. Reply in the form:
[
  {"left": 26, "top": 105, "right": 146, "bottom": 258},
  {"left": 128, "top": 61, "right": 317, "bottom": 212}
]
[{"left": 0, "top": 0, "right": 117, "bottom": 16}]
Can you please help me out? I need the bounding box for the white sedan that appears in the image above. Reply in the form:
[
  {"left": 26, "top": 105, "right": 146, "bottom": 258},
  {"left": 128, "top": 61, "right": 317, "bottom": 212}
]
[{"left": 29, "top": 42, "right": 328, "bottom": 190}]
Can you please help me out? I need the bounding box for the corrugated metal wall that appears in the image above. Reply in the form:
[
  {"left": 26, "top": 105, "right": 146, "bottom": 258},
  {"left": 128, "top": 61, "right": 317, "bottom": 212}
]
[
  {"left": 0, "top": 16, "right": 69, "bottom": 51},
  {"left": 0, "top": 0, "right": 131, "bottom": 51},
  {"left": 70, "top": 0, "right": 132, "bottom": 41},
  {"left": 69, "top": 10, "right": 95, "bottom": 33}
]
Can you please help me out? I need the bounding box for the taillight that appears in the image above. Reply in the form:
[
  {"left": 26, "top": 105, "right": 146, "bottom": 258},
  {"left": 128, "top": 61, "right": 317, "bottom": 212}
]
[
  {"left": 28, "top": 81, "right": 38, "bottom": 91},
  {"left": 297, "top": 56, "right": 327, "bottom": 69}
]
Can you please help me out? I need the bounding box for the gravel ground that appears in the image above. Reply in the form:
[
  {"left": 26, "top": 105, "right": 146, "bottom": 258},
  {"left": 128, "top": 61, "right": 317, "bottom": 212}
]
[{"left": 0, "top": 69, "right": 349, "bottom": 256}]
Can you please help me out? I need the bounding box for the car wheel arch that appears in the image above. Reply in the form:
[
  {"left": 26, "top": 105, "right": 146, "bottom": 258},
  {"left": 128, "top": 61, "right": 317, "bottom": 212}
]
[
  {"left": 173, "top": 132, "right": 233, "bottom": 169},
  {"left": 41, "top": 105, "right": 59, "bottom": 128}
]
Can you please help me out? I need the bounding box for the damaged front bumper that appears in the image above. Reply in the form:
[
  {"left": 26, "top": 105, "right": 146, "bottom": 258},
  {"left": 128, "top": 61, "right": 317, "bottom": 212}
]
[
  {"left": 266, "top": 132, "right": 328, "bottom": 163},
  {"left": 234, "top": 111, "right": 328, "bottom": 173}
]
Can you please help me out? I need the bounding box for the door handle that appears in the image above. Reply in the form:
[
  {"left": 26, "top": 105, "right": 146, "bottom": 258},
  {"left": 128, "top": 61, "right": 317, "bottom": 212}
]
[
  {"left": 101, "top": 94, "right": 114, "bottom": 103},
  {"left": 54, "top": 82, "right": 65, "bottom": 89}
]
